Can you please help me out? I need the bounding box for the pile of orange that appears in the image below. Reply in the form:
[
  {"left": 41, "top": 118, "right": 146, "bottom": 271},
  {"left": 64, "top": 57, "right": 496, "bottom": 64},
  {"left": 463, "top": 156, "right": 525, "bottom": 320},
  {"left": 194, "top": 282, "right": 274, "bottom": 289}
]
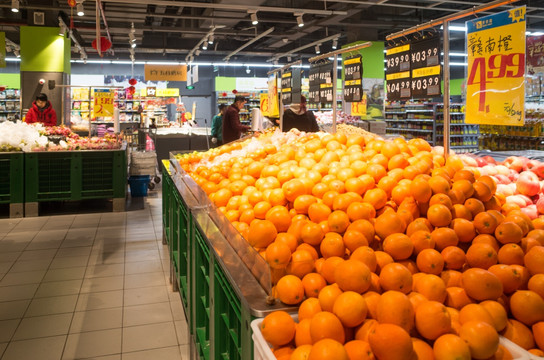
[{"left": 185, "top": 130, "right": 544, "bottom": 359}]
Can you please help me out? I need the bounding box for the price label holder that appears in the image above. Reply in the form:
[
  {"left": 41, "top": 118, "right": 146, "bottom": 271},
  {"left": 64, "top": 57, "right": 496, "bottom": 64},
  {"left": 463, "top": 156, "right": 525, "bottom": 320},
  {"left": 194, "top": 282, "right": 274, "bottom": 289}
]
[
  {"left": 318, "top": 62, "right": 334, "bottom": 104},
  {"left": 344, "top": 55, "right": 364, "bottom": 102},
  {"left": 410, "top": 35, "right": 442, "bottom": 99},
  {"left": 386, "top": 43, "right": 411, "bottom": 100},
  {"left": 281, "top": 71, "right": 293, "bottom": 104}
]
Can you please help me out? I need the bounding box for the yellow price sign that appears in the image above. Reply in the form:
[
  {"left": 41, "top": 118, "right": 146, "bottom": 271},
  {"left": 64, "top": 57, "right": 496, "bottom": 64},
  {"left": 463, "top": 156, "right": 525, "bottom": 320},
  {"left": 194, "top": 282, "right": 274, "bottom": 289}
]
[
  {"left": 465, "top": 6, "right": 526, "bottom": 126},
  {"left": 93, "top": 89, "right": 114, "bottom": 117},
  {"left": 351, "top": 93, "right": 367, "bottom": 116},
  {"left": 260, "top": 93, "right": 269, "bottom": 116}
]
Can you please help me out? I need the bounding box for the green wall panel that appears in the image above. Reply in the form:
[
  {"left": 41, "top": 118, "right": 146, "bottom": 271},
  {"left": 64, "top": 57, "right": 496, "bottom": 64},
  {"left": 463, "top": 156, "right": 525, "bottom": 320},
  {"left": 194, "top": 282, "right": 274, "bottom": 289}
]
[
  {"left": 20, "top": 26, "right": 68, "bottom": 72},
  {"left": 215, "top": 77, "right": 237, "bottom": 92},
  {"left": 342, "top": 41, "right": 385, "bottom": 79},
  {"left": 0, "top": 74, "right": 20, "bottom": 88}
]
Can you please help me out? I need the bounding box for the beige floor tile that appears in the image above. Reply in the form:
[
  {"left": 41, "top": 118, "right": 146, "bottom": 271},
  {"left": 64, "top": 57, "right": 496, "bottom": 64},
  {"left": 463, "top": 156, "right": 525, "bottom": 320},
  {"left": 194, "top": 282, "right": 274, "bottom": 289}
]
[
  {"left": 9, "top": 259, "right": 52, "bottom": 272},
  {"left": 122, "top": 322, "right": 177, "bottom": 353},
  {"left": 170, "top": 299, "right": 186, "bottom": 321},
  {"left": 24, "top": 239, "right": 63, "bottom": 251},
  {"left": 124, "top": 260, "right": 162, "bottom": 275},
  {"left": 0, "top": 283, "right": 39, "bottom": 302},
  {"left": 88, "top": 252, "right": 125, "bottom": 266},
  {"left": 0, "top": 252, "right": 21, "bottom": 263},
  {"left": 55, "top": 246, "right": 93, "bottom": 258},
  {"left": 17, "top": 249, "right": 57, "bottom": 261},
  {"left": 0, "top": 300, "right": 31, "bottom": 320},
  {"left": 174, "top": 320, "right": 189, "bottom": 345},
  {"left": 121, "top": 346, "right": 181, "bottom": 360},
  {"left": 125, "top": 250, "right": 161, "bottom": 263},
  {"left": 123, "top": 302, "right": 173, "bottom": 327},
  {"left": 0, "top": 319, "right": 20, "bottom": 342},
  {"left": 43, "top": 267, "right": 87, "bottom": 282},
  {"left": 0, "top": 342, "right": 7, "bottom": 357},
  {"left": 179, "top": 344, "right": 189, "bottom": 360},
  {"left": 76, "top": 290, "right": 123, "bottom": 311},
  {"left": 12, "top": 313, "right": 72, "bottom": 340},
  {"left": 2, "top": 335, "right": 66, "bottom": 360},
  {"left": 25, "top": 294, "right": 78, "bottom": 317},
  {"left": 35, "top": 279, "right": 83, "bottom": 298},
  {"left": 84, "top": 263, "right": 125, "bottom": 279},
  {"left": 49, "top": 255, "right": 89, "bottom": 270},
  {"left": 123, "top": 286, "right": 169, "bottom": 306},
  {"left": 63, "top": 328, "right": 121, "bottom": 359},
  {"left": 80, "top": 276, "right": 124, "bottom": 293},
  {"left": 124, "top": 272, "right": 165, "bottom": 289},
  {"left": 0, "top": 270, "right": 46, "bottom": 287},
  {"left": 70, "top": 307, "right": 122, "bottom": 333}
]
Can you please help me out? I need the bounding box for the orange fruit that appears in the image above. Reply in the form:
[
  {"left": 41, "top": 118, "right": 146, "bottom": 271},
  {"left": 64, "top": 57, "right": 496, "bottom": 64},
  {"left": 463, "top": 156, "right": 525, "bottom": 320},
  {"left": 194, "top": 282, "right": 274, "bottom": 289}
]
[
  {"left": 509, "top": 290, "right": 544, "bottom": 326},
  {"left": 445, "top": 287, "right": 473, "bottom": 310},
  {"left": 497, "top": 243, "right": 525, "bottom": 266},
  {"left": 363, "top": 188, "right": 388, "bottom": 210},
  {"left": 433, "top": 334, "right": 471, "bottom": 360},
  {"left": 301, "top": 273, "right": 327, "bottom": 299},
  {"left": 480, "top": 300, "right": 508, "bottom": 332},
  {"left": 328, "top": 210, "right": 351, "bottom": 234},
  {"left": 432, "top": 227, "right": 459, "bottom": 251},
  {"left": 287, "top": 249, "right": 315, "bottom": 279},
  {"left": 300, "top": 222, "right": 325, "bottom": 246},
  {"left": 320, "top": 256, "right": 345, "bottom": 284},
  {"left": 410, "top": 177, "right": 432, "bottom": 203},
  {"left": 459, "top": 321, "right": 499, "bottom": 359},
  {"left": 379, "top": 263, "right": 413, "bottom": 294},
  {"left": 283, "top": 179, "right": 308, "bottom": 202},
  {"left": 472, "top": 234, "right": 500, "bottom": 252},
  {"left": 260, "top": 311, "right": 296, "bottom": 347},
  {"left": 465, "top": 198, "right": 486, "bottom": 218},
  {"left": 416, "top": 248, "right": 445, "bottom": 275},
  {"left": 265, "top": 242, "right": 292, "bottom": 269},
  {"left": 451, "top": 204, "right": 473, "bottom": 220},
  {"left": 276, "top": 275, "right": 305, "bottom": 305},
  {"left": 299, "top": 297, "right": 323, "bottom": 322},
  {"left": 248, "top": 219, "right": 278, "bottom": 248},
  {"left": 495, "top": 222, "right": 523, "bottom": 244},
  {"left": 533, "top": 321, "right": 544, "bottom": 351},
  {"left": 473, "top": 211, "right": 499, "bottom": 234},
  {"left": 344, "top": 340, "right": 374, "bottom": 360},
  {"left": 342, "top": 230, "right": 369, "bottom": 254},
  {"left": 382, "top": 233, "right": 413, "bottom": 261},
  {"left": 350, "top": 246, "right": 377, "bottom": 273},
  {"left": 415, "top": 300, "right": 452, "bottom": 340},
  {"left": 461, "top": 268, "right": 503, "bottom": 301},
  {"left": 410, "top": 230, "right": 435, "bottom": 255},
  {"left": 429, "top": 176, "right": 451, "bottom": 194},
  {"left": 346, "top": 202, "right": 376, "bottom": 222},
  {"left": 377, "top": 290, "right": 415, "bottom": 333},
  {"left": 451, "top": 218, "right": 476, "bottom": 243},
  {"left": 415, "top": 274, "right": 447, "bottom": 303},
  {"left": 320, "top": 234, "right": 346, "bottom": 259},
  {"left": 488, "top": 264, "right": 523, "bottom": 294},
  {"left": 441, "top": 246, "right": 466, "bottom": 270},
  {"left": 458, "top": 303, "right": 495, "bottom": 327},
  {"left": 308, "top": 339, "right": 349, "bottom": 360},
  {"left": 427, "top": 204, "right": 452, "bottom": 227},
  {"left": 473, "top": 181, "right": 493, "bottom": 202},
  {"left": 318, "top": 284, "right": 343, "bottom": 313},
  {"left": 310, "top": 311, "right": 345, "bottom": 344},
  {"left": 266, "top": 207, "right": 292, "bottom": 233},
  {"left": 333, "top": 291, "right": 368, "bottom": 328},
  {"left": 466, "top": 243, "right": 498, "bottom": 269},
  {"left": 528, "top": 274, "right": 544, "bottom": 299},
  {"left": 308, "top": 203, "right": 332, "bottom": 223},
  {"left": 375, "top": 211, "right": 406, "bottom": 240},
  {"left": 368, "top": 323, "right": 414, "bottom": 360},
  {"left": 334, "top": 259, "right": 372, "bottom": 293},
  {"left": 502, "top": 319, "right": 535, "bottom": 350},
  {"left": 525, "top": 246, "right": 544, "bottom": 275}
]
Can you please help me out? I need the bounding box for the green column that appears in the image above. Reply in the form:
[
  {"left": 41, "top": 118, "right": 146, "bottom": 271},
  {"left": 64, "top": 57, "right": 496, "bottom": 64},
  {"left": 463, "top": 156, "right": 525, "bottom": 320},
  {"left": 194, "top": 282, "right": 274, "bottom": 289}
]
[{"left": 20, "top": 26, "right": 71, "bottom": 125}]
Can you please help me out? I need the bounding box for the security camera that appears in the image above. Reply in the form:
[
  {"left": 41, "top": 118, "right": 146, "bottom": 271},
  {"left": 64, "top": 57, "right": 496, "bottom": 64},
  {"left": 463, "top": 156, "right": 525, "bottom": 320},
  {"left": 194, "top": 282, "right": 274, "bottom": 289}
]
[
  {"left": 246, "top": 68, "right": 251, "bottom": 74},
  {"left": 39, "top": 79, "right": 46, "bottom": 85}
]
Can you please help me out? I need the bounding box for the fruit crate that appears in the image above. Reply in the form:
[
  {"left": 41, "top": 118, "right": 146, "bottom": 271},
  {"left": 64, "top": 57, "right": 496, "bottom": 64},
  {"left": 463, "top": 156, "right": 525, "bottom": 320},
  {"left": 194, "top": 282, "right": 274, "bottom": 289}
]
[
  {"left": 161, "top": 162, "right": 172, "bottom": 246},
  {"left": 193, "top": 225, "right": 211, "bottom": 360},
  {"left": 0, "top": 152, "right": 24, "bottom": 217},
  {"left": 25, "top": 150, "right": 126, "bottom": 215}
]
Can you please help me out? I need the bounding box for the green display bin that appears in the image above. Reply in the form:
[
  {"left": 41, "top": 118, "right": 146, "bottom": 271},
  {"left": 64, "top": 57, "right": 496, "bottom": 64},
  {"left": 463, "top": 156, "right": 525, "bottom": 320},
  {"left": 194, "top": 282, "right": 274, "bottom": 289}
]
[{"left": 0, "top": 152, "right": 24, "bottom": 218}]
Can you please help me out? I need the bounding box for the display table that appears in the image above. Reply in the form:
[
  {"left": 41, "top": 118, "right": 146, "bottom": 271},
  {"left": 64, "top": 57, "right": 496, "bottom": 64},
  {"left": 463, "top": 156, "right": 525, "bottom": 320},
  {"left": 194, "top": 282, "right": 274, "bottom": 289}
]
[
  {"left": 24, "top": 150, "right": 127, "bottom": 216},
  {"left": 155, "top": 128, "right": 211, "bottom": 169},
  {"left": 162, "top": 159, "right": 294, "bottom": 360}
]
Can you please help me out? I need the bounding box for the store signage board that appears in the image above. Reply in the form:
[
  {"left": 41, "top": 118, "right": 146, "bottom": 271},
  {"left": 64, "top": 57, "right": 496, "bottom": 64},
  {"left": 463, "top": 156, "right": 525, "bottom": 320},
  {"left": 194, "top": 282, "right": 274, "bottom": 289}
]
[
  {"left": 0, "top": 32, "right": 5, "bottom": 68},
  {"left": 344, "top": 55, "right": 363, "bottom": 102},
  {"left": 156, "top": 88, "right": 179, "bottom": 97},
  {"left": 93, "top": 89, "right": 114, "bottom": 117},
  {"left": 267, "top": 74, "right": 280, "bottom": 117},
  {"left": 308, "top": 63, "right": 321, "bottom": 104},
  {"left": 410, "top": 36, "right": 441, "bottom": 99},
  {"left": 281, "top": 69, "right": 301, "bottom": 105},
  {"left": 465, "top": 6, "right": 526, "bottom": 126},
  {"left": 351, "top": 93, "right": 367, "bottom": 116},
  {"left": 236, "top": 77, "right": 268, "bottom": 91},
  {"left": 144, "top": 64, "right": 187, "bottom": 81},
  {"left": 319, "top": 62, "right": 334, "bottom": 104},
  {"left": 527, "top": 35, "right": 544, "bottom": 75},
  {"left": 385, "top": 43, "right": 411, "bottom": 100}
]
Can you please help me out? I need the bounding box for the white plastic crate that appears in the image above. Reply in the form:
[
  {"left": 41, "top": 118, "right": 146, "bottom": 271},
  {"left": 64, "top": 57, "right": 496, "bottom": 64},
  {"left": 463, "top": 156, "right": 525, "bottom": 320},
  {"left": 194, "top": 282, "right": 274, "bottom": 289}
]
[{"left": 251, "top": 313, "right": 538, "bottom": 360}]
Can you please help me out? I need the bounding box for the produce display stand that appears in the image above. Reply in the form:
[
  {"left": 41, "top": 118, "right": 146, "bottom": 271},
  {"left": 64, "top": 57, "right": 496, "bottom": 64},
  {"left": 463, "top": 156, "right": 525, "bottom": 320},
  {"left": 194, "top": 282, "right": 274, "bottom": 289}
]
[
  {"left": 24, "top": 149, "right": 127, "bottom": 216},
  {"left": 162, "top": 157, "right": 296, "bottom": 360},
  {"left": 0, "top": 152, "right": 24, "bottom": 218}
]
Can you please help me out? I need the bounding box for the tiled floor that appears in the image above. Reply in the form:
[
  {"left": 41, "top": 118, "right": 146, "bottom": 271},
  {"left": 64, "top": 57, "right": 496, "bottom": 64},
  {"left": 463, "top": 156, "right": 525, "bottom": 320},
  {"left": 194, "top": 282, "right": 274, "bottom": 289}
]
[{"left": 0, "top": 195, "right": 189, "bottom": 360}]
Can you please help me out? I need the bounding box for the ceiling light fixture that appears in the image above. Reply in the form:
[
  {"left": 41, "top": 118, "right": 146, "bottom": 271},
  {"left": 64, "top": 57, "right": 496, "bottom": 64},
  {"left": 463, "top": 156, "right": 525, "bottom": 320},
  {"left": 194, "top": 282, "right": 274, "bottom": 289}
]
[
  {"left": 11, "top": 0, "right": 19, "bottom": 13},
  {"left": 296, "top": 14, "right": 304, "bottom": 27},
  {"left": 332, "top": 39, "right": 338, "bottom": 50},
  {"left": 76, "top": 1, "right": 84, "bottom": 16},
  {"left": 131, "top": 42, "right": 136, "bottom": 48},
  {"left": 250, "top": 11, "right": 259, "bottom": 25},
  {"left": 287, "top": 56, "right": 292, "bottom": 62},
  {"left": 202, "top": 41, "right": 208, "bottom": 50},
  {"left": 208, "top": 35, "right": 214, "bottom": 44},
  {"left": 195, "top": 49, "right": 201, "bottom": 56},
  {"left": 13, "top": 49, "right": 20, "bottom": 58},
  {"left": 315, "top": 44, "right": 320, "bottom": 54}
]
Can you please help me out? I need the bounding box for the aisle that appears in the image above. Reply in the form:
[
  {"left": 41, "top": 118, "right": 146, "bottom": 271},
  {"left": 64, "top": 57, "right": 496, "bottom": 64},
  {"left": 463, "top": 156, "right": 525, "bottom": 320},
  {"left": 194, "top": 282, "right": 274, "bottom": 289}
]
[{"left": 0, "top": 195, "right": 189, "bottom": 360}]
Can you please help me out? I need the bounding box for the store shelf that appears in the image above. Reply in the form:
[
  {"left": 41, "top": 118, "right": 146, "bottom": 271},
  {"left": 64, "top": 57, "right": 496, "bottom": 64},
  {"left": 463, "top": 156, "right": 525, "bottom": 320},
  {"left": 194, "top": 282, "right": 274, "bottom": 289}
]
[
  {"left": 406, "top": 109, "right": 434, "bottom": 113},
  {"left": 386, "top": 127, "right": 433, "bottom": 133},
  {"left": 0, "top": 110, "right": 20, "bottom": 113}
]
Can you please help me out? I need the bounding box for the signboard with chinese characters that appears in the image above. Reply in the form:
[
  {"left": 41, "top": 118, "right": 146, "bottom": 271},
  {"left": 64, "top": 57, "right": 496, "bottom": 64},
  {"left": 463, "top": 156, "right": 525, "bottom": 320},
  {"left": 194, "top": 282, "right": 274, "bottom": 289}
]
[
  {"left": 308, "top": 63, "right": 321, "bottom": 103},
  {"left": 344, "top": 55, "right": 363, "bottom": 102},
  {"left": 144, "top": 64, "right": 187, "bottom": 81},
  {"left": 319, "top": 62, "right": 334, "bottom": 104},
  {"left": 351, "top": 93, "right": 367, "bottom": 116},
  {"left": 93, "top": 89, "right": 114, "bottom": 117},
  {"left": 386, "top": 43, "right": 411, "bottom": 100},
  {"left": 527, "top": 35, "right": 544, "bottom": 75},
  {"left": 280, "top": 69, "right": 301, "bottom": 105},
  {"left": 260, "top": 93, "right": 269, "bottom": 116},
  {"left": 465, "top": 6, "right": 526, "bottom": 126},
  {"left": 267, "top": 74, "right": 280, "bottom": 117},
  {"left": 410, "top": 36, "right": 441, "bottom": 98}
]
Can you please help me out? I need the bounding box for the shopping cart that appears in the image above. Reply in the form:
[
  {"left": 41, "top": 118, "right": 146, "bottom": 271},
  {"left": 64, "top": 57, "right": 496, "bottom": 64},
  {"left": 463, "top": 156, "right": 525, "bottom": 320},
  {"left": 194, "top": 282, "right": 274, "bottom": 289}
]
[{"left": 126, "top": 127, "right": 161, "bottom": 191}]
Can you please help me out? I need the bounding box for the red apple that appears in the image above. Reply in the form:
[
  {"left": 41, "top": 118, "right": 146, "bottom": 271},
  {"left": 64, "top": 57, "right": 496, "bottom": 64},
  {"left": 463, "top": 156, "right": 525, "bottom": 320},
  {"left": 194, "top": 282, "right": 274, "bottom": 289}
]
[
  {"left": 482, "top": 155, "right": 497, "bottom": 165},
  {"left": 494, "top": 174, "right": 511, "bottom": 185},
  {"left": 475, "top": 157, "right": 488, "bottom": 167},
  {"left": 497, "top": 184, "right": 515, "bottom": 197},
  {"left": 495, "top": 165, "right": 510, "bottom": 176},
  {"left": 482, "top": 165, "right": 498, "bottom": 176},
  {"left": 506, "top": 195, "right": 527, "bottom": 208},
  {"left": 516, "top": 171, "right": 541, "bottom": 196},
  {"left": 522, "top": 204, "right": 539, "bottom": 219},
  {"left": 530, "top": 162, "right": 544, "bottom": 179},
  {"left": 537, "top": 197, "right": 544, "bottom": 215},
  {"left": 503, "top": 156, "right": 525, "bottom": 172}
]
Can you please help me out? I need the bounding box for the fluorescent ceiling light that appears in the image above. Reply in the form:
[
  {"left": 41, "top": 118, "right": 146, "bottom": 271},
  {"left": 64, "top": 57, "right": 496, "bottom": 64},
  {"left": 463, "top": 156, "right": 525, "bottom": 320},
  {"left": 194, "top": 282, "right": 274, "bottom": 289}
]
[
  {"left": 11, "top": 0, "right": 18, "bottom": 13},
  {"left": 530, "top": 31, "right": 544, "bottom": 36},
  {"left": 5, "top": 57, "right": 21, "bottom": 62},
  {"left": 250, "top": 12, "right": 258, "bottom": 25},
  {"left": 77, "top": 2, "right": 84, "bottom": 16},
  {"left": 297, "top": 15, "right": 304, "bottom": 27},
  {"left": 440, "top": 25, "right": 466, "bottom": 32}
]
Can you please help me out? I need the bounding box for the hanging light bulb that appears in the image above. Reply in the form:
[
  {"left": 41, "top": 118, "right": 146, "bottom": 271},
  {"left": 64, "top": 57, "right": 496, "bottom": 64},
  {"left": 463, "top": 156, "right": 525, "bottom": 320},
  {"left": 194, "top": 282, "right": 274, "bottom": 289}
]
[
  {"left": 202, "top": 41, "right": 208, "bottom": 50},
  {"left": 208, "top": 35, "right": 214, "bottom": 44},
  {"left": 76, "top": 1, "right": 85, "bottom": 16},
  {"left": 315, "top": 44, "right": 321, "bottom": 54},
  {"left": 250, "top": 12, "right": 258, "bottom": 25},
  {"left": 296, "top": 14, "right": 304, "bottom": 27},
  {"left": 11, "top": 0, "right": 19, "bottom": 13}
]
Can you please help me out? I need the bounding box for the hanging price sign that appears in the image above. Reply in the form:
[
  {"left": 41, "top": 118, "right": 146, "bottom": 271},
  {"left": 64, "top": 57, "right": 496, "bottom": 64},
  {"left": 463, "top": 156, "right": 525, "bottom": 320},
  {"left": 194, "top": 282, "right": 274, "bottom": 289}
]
[
  {"left": 386, "top": 43, "right": 411, "bottom": 100},
  {"left": 344, "top": 55, "right": 363, "bottom": 102},
  {"left": 319, "top": 62, "right": 334, "bottom": 104},
  {"left": 309, "top": 63, "right": 321, "bottom": 103},
  {"left": 410, "top": 36, "right": 442, "bottom": 99},
  {"left": 281, "top": 71, "right": 293, "bottom": 104},
  {"left": 465, "top": 6, "right": 526, "bottom": 126},
  {"left": 93, "top": 89, "right": 114, "bottom": 117}
]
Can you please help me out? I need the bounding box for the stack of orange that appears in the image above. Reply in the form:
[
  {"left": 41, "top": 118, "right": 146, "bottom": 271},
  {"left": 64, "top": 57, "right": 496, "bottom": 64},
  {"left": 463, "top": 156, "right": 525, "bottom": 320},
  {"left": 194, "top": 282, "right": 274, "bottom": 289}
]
[{"left": 185, "top": 130, "right": 544, "bottom": 359}]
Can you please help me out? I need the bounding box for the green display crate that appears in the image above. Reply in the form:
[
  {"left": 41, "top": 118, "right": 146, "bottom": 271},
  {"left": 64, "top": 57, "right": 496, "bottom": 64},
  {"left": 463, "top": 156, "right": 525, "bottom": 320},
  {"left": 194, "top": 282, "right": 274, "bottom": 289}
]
[
  {"left": 193, "top": 227, "right": 211, "bottom": 360},
  {"left": 81, "top": 151, "right": 126, "bottom": 199},
  {"left": 0, "top": 152, "right": 24, "bottom": 204}
]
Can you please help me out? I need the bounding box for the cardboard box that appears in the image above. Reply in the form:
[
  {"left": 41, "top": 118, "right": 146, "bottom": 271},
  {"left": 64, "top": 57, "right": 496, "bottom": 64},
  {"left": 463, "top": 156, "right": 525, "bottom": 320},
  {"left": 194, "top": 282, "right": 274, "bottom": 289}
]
[{"left": 365, "top": 120, "right": 386, "bottom": 136}]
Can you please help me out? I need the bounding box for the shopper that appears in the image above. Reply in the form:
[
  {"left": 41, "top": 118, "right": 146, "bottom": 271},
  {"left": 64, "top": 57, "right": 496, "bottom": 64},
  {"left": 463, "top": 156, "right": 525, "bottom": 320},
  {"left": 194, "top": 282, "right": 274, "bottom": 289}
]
[
  {"left": 25, "top": 93, "right": 58, "bottom": 127},
  {"left": 211, "top": 104, "right": 227, "bottom": 146},
  {"left": 222, "top": 95, "right": 250, "bottom": 144},
  {"left": 282, "top": 95, "right": 319, "bottom": 133}
]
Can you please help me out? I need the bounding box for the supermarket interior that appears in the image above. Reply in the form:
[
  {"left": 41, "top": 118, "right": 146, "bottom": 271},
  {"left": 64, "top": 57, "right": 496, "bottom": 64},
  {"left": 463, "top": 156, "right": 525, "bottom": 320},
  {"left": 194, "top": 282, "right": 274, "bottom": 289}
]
[{"left": 2, "top": 0, "right": 544, "bottom": 359}]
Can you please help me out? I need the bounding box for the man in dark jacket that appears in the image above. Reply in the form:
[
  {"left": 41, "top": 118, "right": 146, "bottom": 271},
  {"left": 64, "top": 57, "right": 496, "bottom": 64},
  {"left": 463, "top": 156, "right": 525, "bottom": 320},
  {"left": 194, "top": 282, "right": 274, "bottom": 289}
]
[
  {"left": 222, "top": 95, "right": 250, "bottom": 144},
  {"left": 282, "top": 95, "right": 319, "bottom": 133},
  {"left": 25, "top": 93, "right": 57, "bottom": 127}
]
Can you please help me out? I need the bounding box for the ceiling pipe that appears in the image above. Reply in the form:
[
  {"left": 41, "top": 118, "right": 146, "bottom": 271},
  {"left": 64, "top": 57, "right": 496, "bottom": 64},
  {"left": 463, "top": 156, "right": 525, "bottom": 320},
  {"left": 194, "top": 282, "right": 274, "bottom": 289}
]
[
  {"left": 100, "top": 0, "right": 348, "bottom": 16},
  {"left": 224, "top": 27, "right": 275, "bottom": 61}
]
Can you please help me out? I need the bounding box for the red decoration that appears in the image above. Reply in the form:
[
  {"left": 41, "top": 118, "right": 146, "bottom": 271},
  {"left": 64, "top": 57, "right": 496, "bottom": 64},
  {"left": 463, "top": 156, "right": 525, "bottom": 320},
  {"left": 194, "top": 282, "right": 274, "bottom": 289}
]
[
  {"left": 0, "top": 87, "right": 5, "bottom": 92},
  {"left": 232, "top": 89, "right": 238, "bottom": 94},
  {"left": 67, "top": 0, "right": 76, "bottom": 7},
  {"left": 127, "top": 86, "right": 136, "bottom": 95},
  {"left": 128, "top": 78, "right": 137, "bottom": 86},
  {"left": 222, "top": 92, "right": 227, "bottom": 97},
  {"left": 91, "top": 37, "right": 112, "bottom": 53}
]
